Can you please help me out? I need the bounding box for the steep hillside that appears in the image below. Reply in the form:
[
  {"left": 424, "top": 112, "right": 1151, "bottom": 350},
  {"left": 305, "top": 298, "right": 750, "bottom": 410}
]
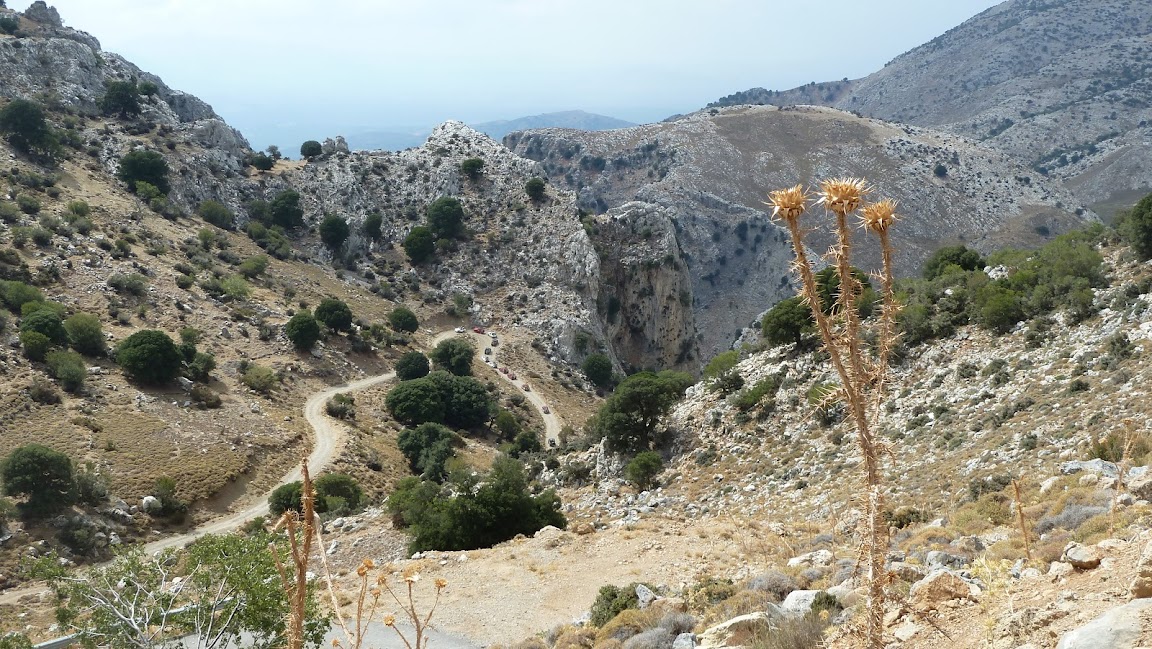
[
  {"left": 507, "top": 104, "right": 1093, "bottom": 359},
  {"left": 711, "top": 0, "right": 1152, "bottom": 214}
]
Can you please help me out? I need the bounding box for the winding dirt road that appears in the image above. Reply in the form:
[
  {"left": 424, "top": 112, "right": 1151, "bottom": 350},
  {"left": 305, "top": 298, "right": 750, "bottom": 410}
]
[{"left": 1, "top": 328, "right": 562, "bottom": 607}]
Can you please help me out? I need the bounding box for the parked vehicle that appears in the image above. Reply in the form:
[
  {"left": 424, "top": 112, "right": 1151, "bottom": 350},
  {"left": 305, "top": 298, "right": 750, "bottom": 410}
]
[
  {"left": 454, "top": 327, "right": 465, "bottom": 333},
  {"left": 472, "top": 326, "right": 485, "bottom": 334},
  {"left": 484, "top": 348, "right": 492, "bottom": 355},
  {"left": 522, "top": 384, "right": 531, "bottom": 391},
  {"left": 541, "top": 406, "right": 550, "bottom": 414},
  {"left": 508, "top": 372, "right": 517, "bottom": 380}
]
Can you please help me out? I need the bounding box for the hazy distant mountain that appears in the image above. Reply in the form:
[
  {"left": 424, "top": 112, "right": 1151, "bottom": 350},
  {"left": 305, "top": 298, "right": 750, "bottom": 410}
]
[
  {"left": 346, "top": 111, "right": 635, "bottom": 152},
  {"left": 710, "top": 0, "right": 1152, "bottom": 216},
  {"left": 472, "top": 110, "right": 635, "bottom": 140}
]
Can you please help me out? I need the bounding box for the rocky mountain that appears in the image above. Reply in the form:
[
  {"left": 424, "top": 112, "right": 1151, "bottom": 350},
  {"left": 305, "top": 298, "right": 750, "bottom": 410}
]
[
  {"left": 710, "top": 0, "right": 1152, "bottom": 215},
  {"left": 473, "top": 110, "right": 636, "bottom": 141},
  {"left": 506, "top": 104, "right": 1094, "bottom": 359},
  {"left": 346, "top": 111, "right": 635, "bottom": 152}
]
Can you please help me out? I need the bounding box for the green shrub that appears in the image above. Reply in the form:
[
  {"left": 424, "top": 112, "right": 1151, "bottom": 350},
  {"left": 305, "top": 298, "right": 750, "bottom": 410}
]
[
  {"left": 363, "top": 212, "right": 383, "bottom": 241},
  {"left": 459, "top": 158, "right": 484, "bottom": 180},
  {"left": 314, "top": 297, "right": 353, "bottom": 332},
  {"left": 0, "top": 280, "right": 42, "bottom": 312},
  {"left": 525, "top": 177, "right": 546, "bottom": 202},
  {"left": 582, "top": 353, "right": 613, "bottom": 389},
  {"left": 388, "top": 306, "right": 419, "bottom": 333},
  {"left": 300, "top": 140, "right": 322, "bottom": 159},
  {"left": 285, "top": 310, "right": 321, "bottom": 350},
  {"left": 397, "top": 422, "right": 457, "bottom": 481},
  {"left": 45, "top": 349, "right": 85, "bottom": 392},
  {"left": 116, "top": 330, "right": 182, "bottom": 384},
  {"left": 19, "top": 329, "right": 51, "bottom": 361},
  {"left": 1118, "top": 192, "right": 1152, "bottom": 260},
  {"left": 0, "top": 99, "right": 57, "bottom": 158},
  {"left": 28, "top": 377, "right": 60, "bottom": 404},
  {"left": 761, "top": 297, "right": 813, "bottom": 347},
  {"left": 15, "top": 194, "right": 40, "bottom": 215},
  {"left": 1, "top": 444, "right": 74, "bottom": 517},
  {"left": 100, "top": 80, "right": 141, "bottom": 118},
  {"left": 319, "top": 214, "right": 349, "bottom": 250},
  {"left": 270, "top": 190, "right": 304, "bottom": 230},
  {"left": 625, "top": 452, "right": 663, "bottom": 489},
  {"left": 241, "top": 364, "right": 278, "bottom": 393},
  {"left": 430, "top": 337, "right": 473, "bottom": 376},
  {"left": 403, "top": 226, "right": 436, "bottom": 263},
  {"left": 590, "top": 584, "right": 644, "bottom": 627},
  {"left": 197, "top": 200, "right": 234, "bottom": 229},
  {"left": 64, "top": 312, "right": 105, "bottom": 356},
  {"left": 395, "top": 351, "right": 430, "bottom": 381},
  {"left": 325, "top": 393, "right": 355, "bottom": 419},
  {"left": 426, "top": 197, "right": 465, "bottom": 240},
  {"left": 108, "top": 272, "right": 148, "bottom": 296},
  {"left": 238, "top": 254, "right": 269, "bottom": 279}
]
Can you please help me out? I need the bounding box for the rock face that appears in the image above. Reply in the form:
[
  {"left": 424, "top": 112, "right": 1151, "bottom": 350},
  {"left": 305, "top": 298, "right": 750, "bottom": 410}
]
[
  {"left": 697, "top": 611, "right": 782, "bottom": 649},
  {"left": 711, "top": 0, "right": 1152, "bottom": 213},
  {"left": 508, "top": 105, "right": 1092, "bottom": 359},
  {"left": 1056, "top": 599, "right": 1152, "bottom": 649},
  {"left": 22, "top": 1, "right": 62, "bottom": 26}
]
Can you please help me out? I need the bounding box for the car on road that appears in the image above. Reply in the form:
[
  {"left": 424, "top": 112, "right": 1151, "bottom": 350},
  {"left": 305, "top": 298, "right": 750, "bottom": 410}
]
[
  {"left": 472, "top": 326, "right": 485, "bottom": 334},
  {"left": 522, "top": 384, "right": 531, "bottom": 391},
  {"left": 484, "top": 348, "right": 492, "bottom": 355},
  {"left": 508, "top": 372, "right": 517, "bottom": 380},
  {"left": 491, "top": 338, "right": 499, "bottom": 346},
  {"left": 500, "top": 367, "right": 508, "bottom": 374},
  {"left": 541, "top": 406, "right": 550, "bottom": 414},
  {"left": 488, "top": 331, "right": 498, "bottom": 339},
  {"left": 454, "top": 327, "right": 465, "bottom": 334}
]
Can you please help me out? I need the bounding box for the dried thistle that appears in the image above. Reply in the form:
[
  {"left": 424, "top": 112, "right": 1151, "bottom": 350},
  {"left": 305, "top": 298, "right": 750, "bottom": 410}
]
[{"left": 769, "top": 177, "right": 899, "bottom": 649}]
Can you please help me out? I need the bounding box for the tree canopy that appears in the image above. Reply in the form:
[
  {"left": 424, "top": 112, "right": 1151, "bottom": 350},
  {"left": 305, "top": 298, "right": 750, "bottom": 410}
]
[
  {"left": 270, "top": 190, "right": 304, "bottom": 230},
  {"left": 397, "top": 422, "right": 457, "bottom": 482},
  {"left": 430, "top": 337, "right": 473, "bottom": 376},
  {"left": 385, "top": 371, "right": 493, "bottom": 429},
  {"left": 363, "top": 212, "right": 383, "bottom": 242},
  {"left": 387, "top": 306, "right": 419, "bottom": 333},
  {"left": 761, "top": 296, "right": 813, "bottom": 347},
  {"left": 285, "top": 310, "right": 321, "bottom": 350},
  {"left": 118, "top": 150, "right": 170, "bottom": 195},
  {"left": 525, "top": 177, "right": 546, "bottom": 202},
  {"left": 403, "top": 226, "right": 436, "bottom": 263},
  {"left": 1119, "top": 192, "right": 1152, "bottom": 261},
  {"left": 0, "top": 99, "right": 56, "bottom": 158},
  {"left": 922, "top": 245, "right": 986, "bottom": 280},
  {"left": 589, "top": 371, "right": 693, "bottom": 455},
  {"left": 318, "top": 214, "right": 349, "bottom": 250},
  {"left": 1, "top": 444, "right": 74, "bottom": 516},
  {"left": 100, "top": 80, "right": 141, "bottom": 118},
  {"left": 426, "top": 197, "right": 465, "bottom": 240},
  {"left": 116, "top": 329, "right": 183, "bottom": 384},
  {"left": 581, "top": 353, "right": 613, "bottom": 389},
  {"left": 300, "top": 140, "right": 322, "bottom": 159},
  {"left": 313, "top": 298, "right": 353, "bottom": 332},
  {"left": 395, "top": 351, "right": 430, "bottom": 381}
]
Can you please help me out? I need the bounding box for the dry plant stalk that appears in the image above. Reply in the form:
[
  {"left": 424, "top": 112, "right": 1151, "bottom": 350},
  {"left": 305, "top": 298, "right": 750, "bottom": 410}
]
[
  {"left": 1011, "top": 479, "right": 1032, "bottom": 561},
  {"left": 1111, "top": 419, "right": 1138, "bottom": 537},
  {"left": 271, "top": 462, "right": 317, "bottom": 649},
  {"left": 768, "top": 180, "right": 899, "bottom": 649},
  {"left": 329, "top": 560, "right": 447, "bottom": 649}
]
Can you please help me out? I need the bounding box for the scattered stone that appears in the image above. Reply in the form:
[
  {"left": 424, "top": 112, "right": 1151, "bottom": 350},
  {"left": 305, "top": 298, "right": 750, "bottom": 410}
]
[
  {"left": 649, "top": 597, "right": 689, "bottom": 616},
  {"left": 909, "top": 570, "right": 979, "bottom": 611},
  {"left": 926, "top": 550, "right": 970, "bottom": 570},
  {"left": 1126, "top": 473, "right": 1152, "bottom": 502},
  {"left": 892, "top": 620, "right": 921, "bottom": 642},
  {"left": 1049, "top": 561, "right": 1074, "bottom": 580},
  {"left": 697, "top": 611, "right": 781, "bottom": 649},
  {"left": 140, "top": 495, "right": 161, "bottom": 514},
  {"left": 672, "top": 632, "right": 696, "bottom": 649},
  {"left": 574, "top": 522, "right": 595, "bottom": 535},
  {"left": 1062, "top": 543, "right": 1101, "bottom": 570},
  {"left": 889, "top": 561, "right": 926, "bottom": 582},
  {"left": 1040, "top": 476, "right": 1061, "bottom": 494},
  {"left": 1056, "top": 599, "right": 1152, "bottom": 648},
  {"left": 1059, "top": 459, "right": 1118, "bottom": 478},
  {"left": 636, "top": 584, "right": 657, "bottom": 609}
]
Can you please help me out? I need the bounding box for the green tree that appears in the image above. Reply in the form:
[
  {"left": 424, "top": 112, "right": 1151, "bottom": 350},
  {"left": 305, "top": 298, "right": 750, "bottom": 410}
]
[
  {"left": 625, "top": 451, "right": 663, "bottom": 490},
  {"left": 116, "top": 329, "right": 182, "bottom": 384},
  {"left": 978, "top": 286, "right": 1025, "bottom": 334},
  {"left": 363, "top": 212, "right": 383, "bottom": 242},
  {"left": 313, "top": 298, "right": 353, "bottom": 332},
  {"left": 387, "top": 306, "right": 419, "bottom": 333},
  {"left": 64, "top": 311, "right": 105, "bottom": 355},
  {"left": 525, "top": 177, "right": 546, "bottom": 202},
  {"left": 395, "top": 351, "right": 430, "bottom": 381},
  {"left": 1119, "top": 192, "right": 1152, "bottom": 261},
  {"left": 397, "top": 422, "right": 457, "bottom": 482},
  {"left": 426, "top": 197, "right": 465, "bottom": 240},
  {"left": 387, "top": 456, "right": 565, "bottom": 552},
  {"left": 197, "top": 200, "right": 234, "bottom": 229},
  {"left": 493, "top": 410, "right": 521, "bottom": 440},
  {"left": 386, "top": 378, "right": 446, "bottom": 426},
  {"left": 403, "top": 226, "right": 436, "bottom": 263},
  {"left": 100, "top": 80, "right": 141, "bottom": 118},
  {"left": 19, "top": 330, "right": 51, "bottom": 361},
  {"left": 238, "top": 254, "right": 270, "bottom": 279},
  {"left": 1, "top": 444, "right": 74, "bottom": 516},
  {"left": 761, "top": 296, "right": 814, "bottom": 346},
  {"left": 581, "top": 353, "right": 613, "bottom": 389},
  {"left": 589, "top": 371, "right": 693, "bottom": 454},
  {"left": 270, "top": 189, "right": 304, "bottom": 230},
  {"left": 428, "top": 371, "right": 492, "bottom": 429},
  {"left": 249, "top": 152, "right": 274, "bottom": 171},
  {"left": 459, "top": 158, "right": 484, "bottom": 180},
  {"left": 318, "top": 214, "right": 349, "bottom": 250},
  {"left": 20, "top": 308, "right": 67, "bottom": 345},
  {"left": 43, "top": 536, "right": 327, "bottom": 649},
  {"left": 430, "top": 337, "right": 473, "bottom": 376},
  {"left": 117, "top": 150, "right": 170, "bottom": 195},
  {"left": 703, "top": 350, "right": 739, "bottom": 378},
  {"left": 0, "top": 99, "right": 56, "bottom": 158},
  {"left": 922, "top": 245, "right": 985, "bottom": 280},
  {"left": 300, "top": 140, "right": 322, "bottom": 159}
]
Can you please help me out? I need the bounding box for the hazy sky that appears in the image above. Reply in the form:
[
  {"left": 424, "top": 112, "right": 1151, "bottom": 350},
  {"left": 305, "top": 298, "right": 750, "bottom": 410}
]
[{"left": 12, "top": 0, "right": 1002, "bottom": 148}]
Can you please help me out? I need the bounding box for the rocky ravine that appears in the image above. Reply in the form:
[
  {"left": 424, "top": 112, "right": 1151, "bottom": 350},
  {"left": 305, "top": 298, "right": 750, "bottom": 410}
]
[
  {"left": 712, "top": 0, "right": 1152, "bottom": 214},
  {"left": 507, "top": 104, "right": 1094, "bottom": 359}
]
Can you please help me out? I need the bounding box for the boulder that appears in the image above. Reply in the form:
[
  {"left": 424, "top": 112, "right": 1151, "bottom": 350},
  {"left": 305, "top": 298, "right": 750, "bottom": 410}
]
[
  {"left": 1126, "top": 472, "right": 1152, "bottom": 502},
  {"left": 1059, "top": 459, "right": 1118, "bottom": 478},
  {"left": 23, "top": 1, "right": 62, "bottom": 26},
  {"left": 1056, "top": 599, "right": 1152, "bottom": 649},
  {"left": 697, "top": 611, "right": 781, "bottom": 649},
  {"left": 780, "top": 589, "right": 819, "bottom": 616},
  {"left": 1048, "top": 561, "right": 1074, "bottom": 579},
  {"left": 1062, "top": 542, "right": 1101, "bottom": 570},
  {"left": 926, "top": 550, "right": 970, "bottom": 570},
  {"left": 909, "top": 570, "right": 978, "bottom": 611},
  {"left": 636, "top": 584, "right": 657, "bottom": 609},
  {"left": 889, "top": 561, "right": 926, "bottom": 582},
  {"left": 574, "top": 522, "right": 595, "bottom": 535},
  {"left": 672, "top": 633, "right": 696, "bottom": 649},
  {"left": 649, "top": 597, "right": 689, "bottom": 616},
  {"left": 1128, "top": 539, "right": 1152, "bottom": 599},
  {"left": 140, "top": 495, "right": 162, "bottom": 514},
  {"left": 786, "top": 549, "right": 833, "bottom": 568}
]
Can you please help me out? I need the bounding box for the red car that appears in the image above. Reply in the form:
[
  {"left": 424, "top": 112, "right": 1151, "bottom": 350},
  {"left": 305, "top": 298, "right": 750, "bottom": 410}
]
[
  {"left": 508, "top": 372, "right": 517, "bottom": 380},
  {"left": 472, "top": 326, "right": 485, "bottom": 334}
]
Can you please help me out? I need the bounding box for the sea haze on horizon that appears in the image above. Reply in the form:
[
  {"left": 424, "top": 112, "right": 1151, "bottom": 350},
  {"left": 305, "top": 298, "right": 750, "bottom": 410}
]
[{"left": 10, "top": 0, "right": 1003, "bottom": 151}]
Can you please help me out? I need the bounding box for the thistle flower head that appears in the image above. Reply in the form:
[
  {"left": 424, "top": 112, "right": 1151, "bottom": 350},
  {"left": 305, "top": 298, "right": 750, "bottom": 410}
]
[
  {"left": 435, "top": 578, "right": 448, "bottom": 590},
  {"left": 383, "top": 615, "right": 396, "bottom": 627},
  {"left": 818, "top": 178, "right": 869, "bottom": 215},
  {"left": 766, "top": 185, "right": 809, "bottom": 224},
  {"left": 859, "top": 199, "right": 898, "bottom": 234},
  {"left": 403, "top": 570, "right": 421, "bottom": 584}
]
